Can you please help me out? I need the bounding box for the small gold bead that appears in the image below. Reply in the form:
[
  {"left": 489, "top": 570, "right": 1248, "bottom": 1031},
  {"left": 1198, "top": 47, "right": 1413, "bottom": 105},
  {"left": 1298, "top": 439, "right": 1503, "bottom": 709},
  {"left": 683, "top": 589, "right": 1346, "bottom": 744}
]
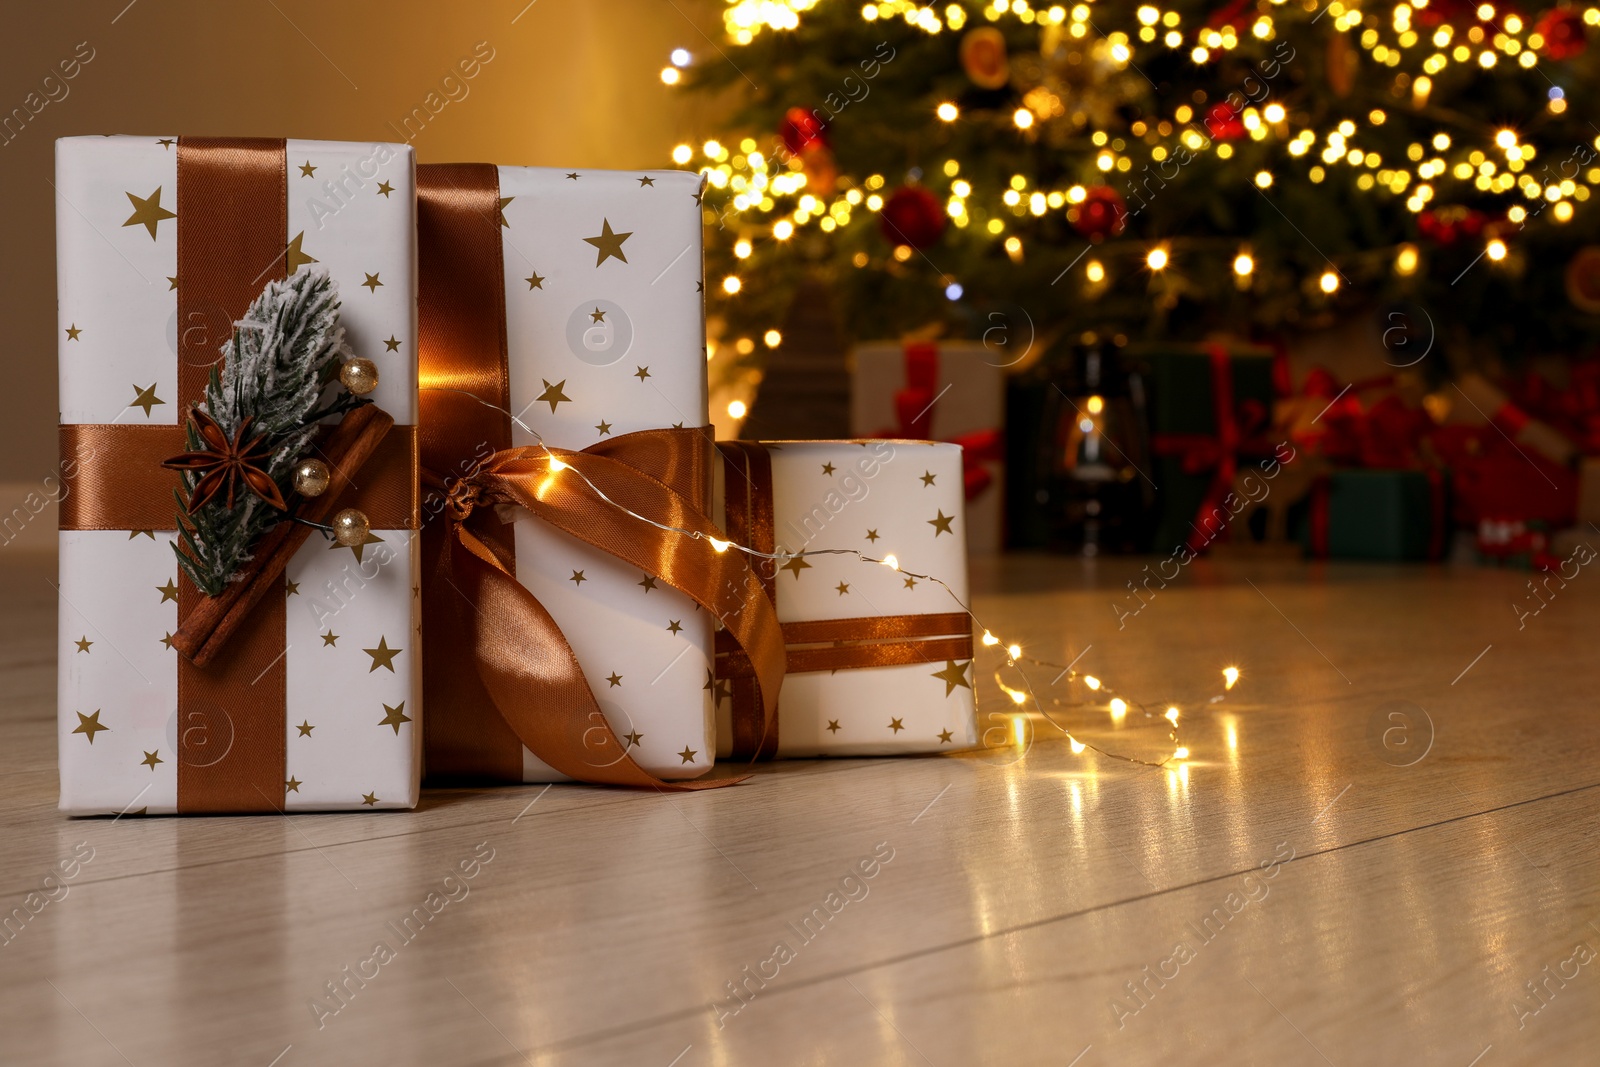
[
  {"left": 292, "top": 458, "right": 331, "bottom": 497},
  {"left": 339, "top": 358, "right": 379, "bottom": 396},
  {"left": 331, "top": 508, "right": 370, "bottom": 547}
]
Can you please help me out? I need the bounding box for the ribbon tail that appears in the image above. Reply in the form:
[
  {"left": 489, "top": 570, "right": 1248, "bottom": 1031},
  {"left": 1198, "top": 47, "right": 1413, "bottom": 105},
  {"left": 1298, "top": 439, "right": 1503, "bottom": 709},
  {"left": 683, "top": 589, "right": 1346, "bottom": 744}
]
[{"left": 449, "top": 523, "right": 740, "bottom": 791}]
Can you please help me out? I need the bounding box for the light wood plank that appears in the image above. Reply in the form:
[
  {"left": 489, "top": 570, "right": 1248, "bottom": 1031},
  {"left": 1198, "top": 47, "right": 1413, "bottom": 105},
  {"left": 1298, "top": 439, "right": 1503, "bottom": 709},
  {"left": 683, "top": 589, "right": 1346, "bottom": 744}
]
[{"left": 3, "top": 551, "right": 1597, "bottom": 1065}]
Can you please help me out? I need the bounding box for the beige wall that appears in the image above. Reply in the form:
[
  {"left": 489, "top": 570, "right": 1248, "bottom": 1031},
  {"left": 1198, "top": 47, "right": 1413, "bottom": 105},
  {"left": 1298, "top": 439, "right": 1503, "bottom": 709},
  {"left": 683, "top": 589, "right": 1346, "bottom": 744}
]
[{"left": 0, "top": 0, "right": 717, "bottom": 483}]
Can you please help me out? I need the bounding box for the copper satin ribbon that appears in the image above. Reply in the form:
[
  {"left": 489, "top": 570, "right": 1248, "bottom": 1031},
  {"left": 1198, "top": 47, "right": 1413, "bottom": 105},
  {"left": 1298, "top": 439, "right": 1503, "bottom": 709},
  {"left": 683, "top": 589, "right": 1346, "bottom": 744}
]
[
  {"left": 57, "top": 139, "right": 415, "bottom": 813},
  {"left": 58, "top": 424, "right": 415, "bottom": 531},
  {"left": 417, "top": 164, "right": 785, "bottom": 788},
  {"left": 714, "top": 440, "right": 976, "bottom": 757}
]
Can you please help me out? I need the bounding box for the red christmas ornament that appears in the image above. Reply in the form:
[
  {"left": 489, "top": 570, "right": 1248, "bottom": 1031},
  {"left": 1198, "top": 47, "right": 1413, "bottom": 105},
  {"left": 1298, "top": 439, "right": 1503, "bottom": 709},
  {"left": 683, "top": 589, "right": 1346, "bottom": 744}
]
[
  {"left": 878, "top": 185, "right": 946, "bottom": 250},
  {"left": 1415, "top": 0, "right": 1478, "bottom": 26},
  {"left": 1565, "top": 246, "right": 1600, "bottom": 313},
  {"left": 960, "top": 27, "right": 1011, "bottom": 90},
  {"left": 778, "top": 107, "right": 828, "bottom": 157},
  {"left": 1418, "top": 206, "right": 1486, "bottom": 246},
  {"left": 1535, "top": 9, "right": 1587, "bottom": 59},
  {"left": 1068, "top": 186, "right": 1128, "bottom": 241},
  {"left": 800, "top": 143, "right": 838, "bottom": 194},
  {"left": 1204, "top": 102, "right": 1246, "bottom": 141}
]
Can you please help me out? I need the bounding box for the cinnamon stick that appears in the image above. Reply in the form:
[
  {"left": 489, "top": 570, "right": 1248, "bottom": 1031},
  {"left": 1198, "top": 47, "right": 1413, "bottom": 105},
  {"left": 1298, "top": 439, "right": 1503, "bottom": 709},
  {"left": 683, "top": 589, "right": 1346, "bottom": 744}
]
[{"left": 174, "top": 404, "right": 395, "bottom": 668}]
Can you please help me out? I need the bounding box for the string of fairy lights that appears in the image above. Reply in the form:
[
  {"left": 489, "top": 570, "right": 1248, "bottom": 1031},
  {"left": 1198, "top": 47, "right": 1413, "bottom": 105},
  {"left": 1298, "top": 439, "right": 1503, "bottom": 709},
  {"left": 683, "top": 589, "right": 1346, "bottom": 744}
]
[
  {"left": 433, "top": 386, "right": 1237, "bottom": 767},
  {"left": 664, "top": 0, "right": 1600, "bottom": 341}
]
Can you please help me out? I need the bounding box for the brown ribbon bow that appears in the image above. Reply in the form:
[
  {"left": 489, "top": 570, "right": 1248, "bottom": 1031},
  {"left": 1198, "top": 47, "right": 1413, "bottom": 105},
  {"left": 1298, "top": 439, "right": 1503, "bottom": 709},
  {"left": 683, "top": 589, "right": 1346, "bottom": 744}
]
[{"left": 426, "top": 432, "right": 786, "bottom": 789}]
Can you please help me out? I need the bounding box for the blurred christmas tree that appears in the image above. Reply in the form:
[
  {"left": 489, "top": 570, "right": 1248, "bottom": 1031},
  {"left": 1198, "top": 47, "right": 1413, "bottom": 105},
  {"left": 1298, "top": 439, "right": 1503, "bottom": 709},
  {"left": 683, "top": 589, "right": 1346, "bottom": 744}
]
[{"left": 665, "top": 0, "right": 1600, "bottom": 384}]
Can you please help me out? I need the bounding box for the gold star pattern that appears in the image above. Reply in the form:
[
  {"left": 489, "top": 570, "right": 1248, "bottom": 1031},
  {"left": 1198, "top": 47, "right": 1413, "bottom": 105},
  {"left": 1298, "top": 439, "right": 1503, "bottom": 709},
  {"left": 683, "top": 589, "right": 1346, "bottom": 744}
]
[
  {"left": 286, "top": 777, "right": 302, "bottom": 793},
  {"left": 827, "top": 719, "right": 841, "bottom": 732},
  {"left": 363, "top": 637, "right": 402, "bottom": 673},
  {"left": 780, "top": 555, "right": 812, "bottom": 578},
  {"left": 537, "top": 379, "right": 571, "bottom": 412},
  {"left": 285, "top": 231, "right": 317, "bottom": 273},
  {"left": 65, "top": 324, "right": 82, "bottom": 341},
  {"left": 141, "top": 750, "right": 162, "bottom": 770},
  {"left": 638, "top": 575, "right": 658, "bottom": 592},
  {"left": 299, "top": 161, "right": 317, "bottom": 177},
  {"left": 496, "top": 196, "right": 514, "bottom": 227},
  {"left": 932, "top": 659, "right": 973, "bottom": 696},
  {"left": 157, "top": 578, "right": 179, "bottom": 603},
  {"left": 285, "top": 578, "right": 299, "bottom": 596},
  {"left": 321, "top": 631, "right": 339, "bottom": 647},
  {"left": 362, "top": 272, "right": 383, "bottom": 292},
  {"left": 297, "top": 721, "right": 314, "bottom": 737},
  {"left": 889, "top": 718, "right": 905, "bottom": 733},
  {"left": 122, "top": 187, "right": 176, "bottom": 240},
  {"left": 570, "top": 570, "right": 587, "bottom": 586},
  {"left": 624, "top": 730, "right": 644, "bottom": 747},
  {"left": 332, "top": 530, "right": 384, "bottom": 562},
  {"left": 638, "top": 175, "right": 656, "bottom": 186},
  {"left": 595, "top": 420, "right": 612, "bottom": 435},
  {"left": 378, "top": 702, "right": 411, "bottom": 734},
  {"left": 156, "top": 138, "right": 175, "bottom": 148},
  {"left": 904, "top": 576, "right": 919, "bottom": 589},
  {"left": 130, "top": 383, "right": 164, "bottom": 417},
  {"left": 166, "top": 276, "right": 178, "bottom": 291},
  {"left": 74, "top": 636, "right": 92, "bottom": 653},
  {"left": 590, "top": 307, "right": 607, "bottom": 323},
  {"left": 928, "top": 510, "right": 955, "bottom": 536},
  {"left": 583, "top": 218, "right": 633, "bottom": 266},
  {"left": 160, "top": 632, "right": 176, "bottom": 649},
  {"left": 376, "top": 180, "right": 395, "bottom": 197},
  {"left": 938, "top": 729, "right": 954, "bottom": 743},
  {"left": 565, "top": 171, "right": 580, "bottom": 180},
  {"left": 72, "top": 710, "right": 109, "bottom": 743},
  {"left": 525, "top": 271, "right": 545, "bottom": 290},
  {"left": 667, "top": 619, "right": 683, "bottom": 633},
  {"left": 129, "top": 530, "right": 155, "bottom": 540},
  {"left": 921, "top": 471, "right": 937, "bottom": 486},
  {"left": 836, "top": 581, "right": 851, "bottom": 595},
  {"left": 866, "top": 529, "right": 880, "bottom": 542},
  {"left": 383, "top": 335, "right": 401, "bottom": 352},
  {"left": 606, "top": 672, "right": 623, "bottom": 687},
  {"left": 678, "top": 746, "right": 698, "bottom": 764},
  {"left": 362, "top": 792, "right": 379, "bottom": 806},
  {"left": 634, "top": 366, "right": 651, "bottom": 381},
  {"left": 822, "top": 462, "right": 836, "bottom": 475}
]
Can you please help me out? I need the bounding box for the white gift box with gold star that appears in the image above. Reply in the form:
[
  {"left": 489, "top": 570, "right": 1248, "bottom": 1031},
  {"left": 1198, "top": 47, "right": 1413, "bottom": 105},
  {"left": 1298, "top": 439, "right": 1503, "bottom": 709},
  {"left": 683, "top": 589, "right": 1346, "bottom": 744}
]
[
  {"left": 56, "top": 135, "right": 421, "bottom": 814},
  {"left": 494, "top": 166, "right": 713, "bottom": 781},
  {"left": 713, "top": 440, "right": 980, "bottom": 757}
]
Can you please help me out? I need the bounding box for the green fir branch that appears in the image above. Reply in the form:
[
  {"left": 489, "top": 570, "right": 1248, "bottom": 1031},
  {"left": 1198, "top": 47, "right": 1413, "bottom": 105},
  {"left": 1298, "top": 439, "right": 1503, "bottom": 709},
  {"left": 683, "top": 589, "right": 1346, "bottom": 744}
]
[{"left": 172, "top": 269, "right": 357, "bottom": 596}]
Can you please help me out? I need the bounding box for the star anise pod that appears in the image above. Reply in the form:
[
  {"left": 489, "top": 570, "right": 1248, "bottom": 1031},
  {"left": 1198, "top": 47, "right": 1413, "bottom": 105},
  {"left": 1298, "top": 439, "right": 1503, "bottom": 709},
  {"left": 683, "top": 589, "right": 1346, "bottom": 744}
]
[{"left": 162, "top": 409, "right": 287, "bottom": 513}]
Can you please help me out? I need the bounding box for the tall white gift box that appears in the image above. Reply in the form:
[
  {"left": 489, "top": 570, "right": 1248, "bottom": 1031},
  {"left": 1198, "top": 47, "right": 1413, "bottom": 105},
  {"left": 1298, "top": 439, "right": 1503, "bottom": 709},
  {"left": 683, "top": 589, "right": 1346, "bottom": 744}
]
[
  {"left": 56, "top": 136, "right": 421, "bottom": 814},
  {"left": 419, "top": 165, "right": 716, "bottom": 783}
]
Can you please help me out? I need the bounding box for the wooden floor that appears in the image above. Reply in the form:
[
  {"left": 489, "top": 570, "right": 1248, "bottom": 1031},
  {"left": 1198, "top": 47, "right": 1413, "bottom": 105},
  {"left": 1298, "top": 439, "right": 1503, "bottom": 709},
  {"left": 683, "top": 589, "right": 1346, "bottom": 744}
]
[{"left": 3, "top": 548, "right": 1598, "bottom": 1066}]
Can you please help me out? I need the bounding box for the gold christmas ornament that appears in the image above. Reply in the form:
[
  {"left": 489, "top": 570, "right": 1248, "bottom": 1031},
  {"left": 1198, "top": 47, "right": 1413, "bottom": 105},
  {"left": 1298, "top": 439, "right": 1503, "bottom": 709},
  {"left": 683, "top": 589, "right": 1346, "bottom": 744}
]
[
  {"left": 339, "top": 357, "right": 379, "bottom": 396},
  {"left": 292, "top": 457, "right": 332, "bottom": 497},
  {"left": 331, "top": 507, "right": 371, "bottom": 547}
]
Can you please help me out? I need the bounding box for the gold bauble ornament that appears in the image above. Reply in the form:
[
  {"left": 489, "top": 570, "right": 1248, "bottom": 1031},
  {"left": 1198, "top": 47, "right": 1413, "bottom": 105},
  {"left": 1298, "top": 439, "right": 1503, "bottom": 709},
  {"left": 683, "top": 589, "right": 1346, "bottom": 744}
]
[
  {"left": 339, "top": 358, "right": 379, "bottom": 396},
  {"left": 292, "top": 458, "right": 332, "bottom": 497},
  {"left": 331, "top": 507, "right": 371, "bottom": 547}
]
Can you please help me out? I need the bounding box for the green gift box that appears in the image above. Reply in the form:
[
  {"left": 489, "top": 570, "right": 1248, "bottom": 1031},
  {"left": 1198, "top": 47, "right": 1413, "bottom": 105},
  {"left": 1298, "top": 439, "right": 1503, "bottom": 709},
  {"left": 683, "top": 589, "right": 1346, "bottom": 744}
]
[
  {"left": 1132, "top": 343, "right": 1279, "bottom": 554},
  {"left": 1295, "top": 469, "right": 1448, "bottom": 561}
]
